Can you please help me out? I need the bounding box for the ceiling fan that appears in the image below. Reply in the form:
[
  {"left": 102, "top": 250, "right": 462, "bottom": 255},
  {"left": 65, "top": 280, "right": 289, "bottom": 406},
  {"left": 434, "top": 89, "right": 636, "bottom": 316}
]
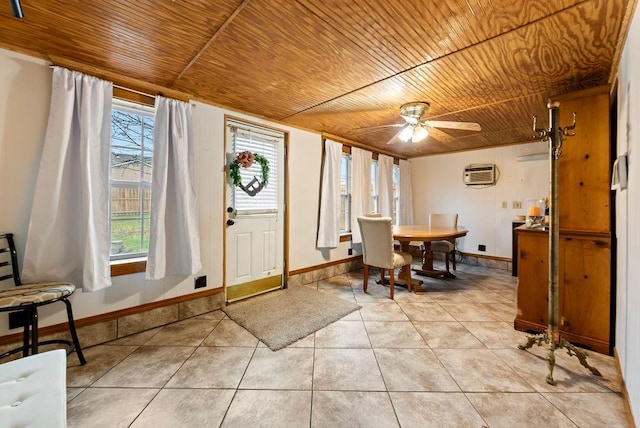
[{"left": 357, "top": 101, "right": 481, "bottom": 144}]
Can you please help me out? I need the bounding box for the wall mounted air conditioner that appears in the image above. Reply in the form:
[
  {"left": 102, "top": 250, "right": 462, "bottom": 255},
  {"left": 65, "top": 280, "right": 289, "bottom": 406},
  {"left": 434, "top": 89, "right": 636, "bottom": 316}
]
[{"left": 464, "top": 164, "right": 496, "bottom": 185}]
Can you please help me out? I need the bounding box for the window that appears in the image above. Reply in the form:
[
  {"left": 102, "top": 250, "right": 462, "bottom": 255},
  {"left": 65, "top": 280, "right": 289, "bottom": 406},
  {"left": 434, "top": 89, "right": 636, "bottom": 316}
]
[
  {"left": 110, "top": 100, "right": 155, "bottom": 260},
  {"left": 333, "top": 147, "right": 402, "bottom": 235},
  {"left": 339, "top": 153, "right": 351, "bottom": 232},
  {"left": 370, "top": 160, "right": 378, "bottom": 213},
  {"left": 228, "top": 121, "right": 281, "bottom": 215},
  {"left": 392, "top": 164, "right": 400, "bottom": 224}
]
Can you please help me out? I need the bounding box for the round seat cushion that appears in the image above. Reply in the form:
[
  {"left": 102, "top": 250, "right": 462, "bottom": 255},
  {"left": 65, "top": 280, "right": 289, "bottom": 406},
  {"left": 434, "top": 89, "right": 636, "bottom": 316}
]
[
  {"left": 392, "top": 251, "right": 412, "bottom": 268},
  {"left": 0, "top": 283, "right": 75, "bottom": 309}
]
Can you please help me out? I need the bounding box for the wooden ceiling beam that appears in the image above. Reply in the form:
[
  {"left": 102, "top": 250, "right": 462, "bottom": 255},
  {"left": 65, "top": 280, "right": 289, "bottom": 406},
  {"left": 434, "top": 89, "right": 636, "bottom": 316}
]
[{"left": 172, "top": 0, "right": 253, "bottom": 85}]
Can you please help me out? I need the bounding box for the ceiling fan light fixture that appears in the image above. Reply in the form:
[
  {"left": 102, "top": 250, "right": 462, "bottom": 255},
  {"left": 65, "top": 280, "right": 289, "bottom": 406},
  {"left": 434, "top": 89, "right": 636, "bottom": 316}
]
[
  {"left": 412, "top": 125, "right": 429, "bottom": 143},
  {"left": 399, "top": 101, "right": 430, "bottom": 122},
  {"left": 398, "top": 125, "right": 414, "bottom": 142}
]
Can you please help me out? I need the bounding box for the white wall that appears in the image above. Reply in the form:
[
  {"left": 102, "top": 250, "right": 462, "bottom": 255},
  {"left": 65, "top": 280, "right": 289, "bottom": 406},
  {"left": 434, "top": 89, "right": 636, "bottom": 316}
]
[
  {"left": 0, "top": 48, "right": 350, "bottom": 336},
  {"left": 615, "top": 3, "right": 640, "bottom": 424},
  {"left": 409, "top": 142, "right": 549, "bottom": 258}
]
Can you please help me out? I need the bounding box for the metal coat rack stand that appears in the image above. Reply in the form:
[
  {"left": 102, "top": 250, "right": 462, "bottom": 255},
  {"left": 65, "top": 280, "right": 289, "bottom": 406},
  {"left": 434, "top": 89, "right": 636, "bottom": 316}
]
[{"left": 518, "top": 102, "right": 601, "bottom": 385}]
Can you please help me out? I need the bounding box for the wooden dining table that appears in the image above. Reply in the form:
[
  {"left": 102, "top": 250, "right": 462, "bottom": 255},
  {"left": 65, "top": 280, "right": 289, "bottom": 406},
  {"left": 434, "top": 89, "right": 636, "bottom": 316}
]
[{"left": 392, "top": 224, "right": 469, "bottom": 280}]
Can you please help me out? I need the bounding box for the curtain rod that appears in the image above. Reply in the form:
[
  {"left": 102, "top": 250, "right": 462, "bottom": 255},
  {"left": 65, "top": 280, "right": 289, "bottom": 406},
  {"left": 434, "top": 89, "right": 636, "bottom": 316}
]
[
  {"left": 48, "top": 65, "right": 158, "bottom": 99},
  {"left": 114, "top": 85, "right": 157, "bottom": 99},
  {"left": 227, "top": 122, "right": 285, "bottom": 140}
]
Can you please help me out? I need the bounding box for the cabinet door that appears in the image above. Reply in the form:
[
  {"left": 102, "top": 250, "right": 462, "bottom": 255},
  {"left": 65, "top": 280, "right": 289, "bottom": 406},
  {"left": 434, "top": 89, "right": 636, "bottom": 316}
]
[
  {"left": 516, "top": 232, "right": 548, "bottom": 327},
  {"left": 558, "top": 92, "right": 610, "bottom": 232},
  {"left": 559, "top": 235, "right": 611, "bottom": 342}
]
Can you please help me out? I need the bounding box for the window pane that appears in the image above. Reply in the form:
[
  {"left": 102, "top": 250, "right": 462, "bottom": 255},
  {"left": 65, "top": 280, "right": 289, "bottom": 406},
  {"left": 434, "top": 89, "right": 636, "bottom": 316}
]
[
  {"left": 229, "top": 122, "right": 281, "bottom": 215},
  {"left": 111, "top": 186, "right": 143, "bottom": 255},
  {"left": 111, "top": 146, "right": 148, "bottom": 181},
  {"left": 110, "top": 100, "right": 154, "bottom": 260},
  {"left": 340, "top": 154, "right": 351, "bottom": 232},
  {"left": 370, "top": 161, "right": 378, "bottom": 213},
  {"left": 340, "top": 195, "right": 347, "bottom": 231},
  {"left": 392, "top": 164, "right": 400, "bottom": 224}
]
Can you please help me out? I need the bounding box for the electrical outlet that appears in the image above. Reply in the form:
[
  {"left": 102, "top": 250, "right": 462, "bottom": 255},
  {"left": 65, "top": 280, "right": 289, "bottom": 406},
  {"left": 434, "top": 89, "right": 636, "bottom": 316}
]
[
  {"left": 501, "top": 201, "right": 508, "bottom": 208},
  {"left": 194, "top": 275, "right": 207, "bottom": 289},
  {"left": 512, "top": 201, "right": 522, "bottom": 209},
  {"left": 9, "top": 312, "right": 26, "bottom": 329},
  {"left": 478, "top": 244, "right": 486, "bottom": 252},
  {"left": 348, "top": 248, "right": 353, "bottom": 256}
]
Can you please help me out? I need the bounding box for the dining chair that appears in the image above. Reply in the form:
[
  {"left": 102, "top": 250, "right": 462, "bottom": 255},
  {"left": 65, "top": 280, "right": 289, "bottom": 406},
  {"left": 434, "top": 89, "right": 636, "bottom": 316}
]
[
  {"left": 0, "top": 233, "right": 86, "bottom": 365},
  {"left": 357, "top": 216, "right": 412, "bottom": 299},
  {"left": 428, "top": 213, "right": 459, "bottom": 273}
]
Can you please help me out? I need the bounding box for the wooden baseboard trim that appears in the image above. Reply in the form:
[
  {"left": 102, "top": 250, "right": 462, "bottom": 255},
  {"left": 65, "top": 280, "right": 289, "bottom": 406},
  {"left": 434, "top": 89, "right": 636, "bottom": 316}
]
[
  {"left": 0, "top": 287, "right": 224, "bottom": 346},
  {"left": 461, "top": 252, "right": 511, "bottom": 263},
  {"left": 288, "top": 255, "right": 362, "bottom": 276}
]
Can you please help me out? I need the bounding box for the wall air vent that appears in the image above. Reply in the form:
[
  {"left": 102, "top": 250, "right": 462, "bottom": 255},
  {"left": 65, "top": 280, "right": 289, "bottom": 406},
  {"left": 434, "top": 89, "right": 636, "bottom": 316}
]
[{"left": 464, "top": 164, "right": 496, "bottom": 185}]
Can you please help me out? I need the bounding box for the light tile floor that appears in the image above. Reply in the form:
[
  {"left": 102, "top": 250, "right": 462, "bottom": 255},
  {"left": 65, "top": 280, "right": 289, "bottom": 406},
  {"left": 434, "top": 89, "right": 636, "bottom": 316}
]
[{"left": 65, "top": 263, "right": 629, "bottom": 427}]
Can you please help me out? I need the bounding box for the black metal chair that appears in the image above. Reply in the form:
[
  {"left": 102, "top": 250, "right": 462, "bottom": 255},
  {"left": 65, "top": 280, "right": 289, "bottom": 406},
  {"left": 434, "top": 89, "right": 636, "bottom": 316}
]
[{"left": 0, "top": 233, "right": 85, "bottom": 364}]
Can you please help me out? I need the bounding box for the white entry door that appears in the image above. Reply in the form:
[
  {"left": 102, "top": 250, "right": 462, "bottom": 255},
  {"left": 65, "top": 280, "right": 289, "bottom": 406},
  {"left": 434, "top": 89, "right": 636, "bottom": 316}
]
[{"left": 225, "top": 120, "right": 285, "bottom": 302}]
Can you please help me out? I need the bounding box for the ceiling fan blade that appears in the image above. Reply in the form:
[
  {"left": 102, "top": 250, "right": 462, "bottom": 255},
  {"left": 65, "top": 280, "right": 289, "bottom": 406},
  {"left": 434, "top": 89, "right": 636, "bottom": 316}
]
[
  {"left": 426, "top": 127, "right": 456, "bottom": 144},
  {"left": 425, "top": 120, "right": 481, "bottom": 132},
  {"left": 385, "top": 127, "right": 407, "bottom": 145},
  {"left": 353, "top": 123, "right": 405, "bottom": 133}
]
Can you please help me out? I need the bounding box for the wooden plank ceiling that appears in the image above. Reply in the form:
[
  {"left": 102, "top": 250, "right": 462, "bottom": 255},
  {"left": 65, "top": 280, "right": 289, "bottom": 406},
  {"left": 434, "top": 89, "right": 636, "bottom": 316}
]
[{"left": 0, "top": 0, "right": 633, "bottom": 158}]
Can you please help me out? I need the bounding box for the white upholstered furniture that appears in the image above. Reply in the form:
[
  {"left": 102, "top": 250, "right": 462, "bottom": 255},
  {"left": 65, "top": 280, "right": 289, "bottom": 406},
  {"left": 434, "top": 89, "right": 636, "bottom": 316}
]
[
  {"left": 0, "top": 349, "right": 67, "bottom": 427},
  {"left": 357, "top": 216, "right": 412, "bottom": 299}
]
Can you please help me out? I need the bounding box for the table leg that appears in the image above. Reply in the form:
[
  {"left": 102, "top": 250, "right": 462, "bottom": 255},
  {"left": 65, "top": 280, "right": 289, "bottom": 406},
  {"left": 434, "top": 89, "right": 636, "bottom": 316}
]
[{"left": 412, "top": 240, "right": 457, "bottom": 279}]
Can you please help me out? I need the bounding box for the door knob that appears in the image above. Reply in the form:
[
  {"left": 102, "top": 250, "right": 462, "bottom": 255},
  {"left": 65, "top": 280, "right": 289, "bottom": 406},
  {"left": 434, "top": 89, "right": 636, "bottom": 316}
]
[{"left": 226, "top": 219, "right": 235, "bottom": 226}]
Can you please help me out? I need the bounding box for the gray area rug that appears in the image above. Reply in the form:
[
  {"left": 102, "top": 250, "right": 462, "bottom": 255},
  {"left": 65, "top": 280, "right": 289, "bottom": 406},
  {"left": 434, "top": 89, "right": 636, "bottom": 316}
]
[{"left": 222, "top": 286, "right": 361, "bottom": 351}]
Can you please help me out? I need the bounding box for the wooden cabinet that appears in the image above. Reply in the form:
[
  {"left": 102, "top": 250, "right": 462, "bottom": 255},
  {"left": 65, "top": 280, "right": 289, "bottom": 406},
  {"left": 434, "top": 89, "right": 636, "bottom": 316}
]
[
  {"left": 515, "top": 228, "right": 611, "bottom": 354},
  {"left": 557, "top": 88, "right": 611, "bottom": 233},
  {"left": 560, "top": 234, "right": 611, "bottom": 346},
  {"left": 515, "top": 86, "right": 613, "bottom": 355},
  {"left": 515, "top": 229, "right": 548, "bottom": 327}
]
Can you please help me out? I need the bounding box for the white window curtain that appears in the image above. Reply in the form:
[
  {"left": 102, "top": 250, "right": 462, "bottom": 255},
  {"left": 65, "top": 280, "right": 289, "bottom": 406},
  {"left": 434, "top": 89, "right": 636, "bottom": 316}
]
[
  {"left": 377, "top": 154, "right": 394, "bottom": 218},
  {"left": 317, "top": 139, "right": 343, "bottom": 248},
  {"left": 350, "top": 147, "right": 372, "bottom": 244},
  {"left": 399, "top": 159, "right": 414, "bottom": 224},
  {"left": 146, "top": 96, "right": 202, "bottom": 280},
  {"left": 22, "top": 67, "right": 113, "bottom": 292}
]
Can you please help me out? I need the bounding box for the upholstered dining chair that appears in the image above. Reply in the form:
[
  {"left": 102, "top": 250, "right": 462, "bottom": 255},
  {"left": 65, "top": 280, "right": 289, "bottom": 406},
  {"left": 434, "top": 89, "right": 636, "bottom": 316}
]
[
  {"left": 428, "top": 213, "right": 459, "bottom": 273},
  {"left": 357, "top": 216, "right": 412, "bottom": 299},
  {"left": 0, "top": 233, "right": 86, "bottom": 365}
]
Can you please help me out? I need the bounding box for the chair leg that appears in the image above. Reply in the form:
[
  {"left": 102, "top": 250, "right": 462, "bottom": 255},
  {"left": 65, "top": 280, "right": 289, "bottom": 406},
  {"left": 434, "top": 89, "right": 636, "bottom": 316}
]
[
  {"left": 405, "top": 265, "right": 412, "bottom": 292},
  {"left": 363, "top": 264, "right": 369, "bottom": 293},
  {"left": 451, "top": 250, "right": 457, "bottom": 271},
  {"left": 22, "top": 310, "right": 30, "bottom": 357},
  {"left": 29, "top": 308, "right": 39, "bottom": 356},
  {"left": 63, "top": 298, "right": 86, "bottom": 365},
  {"left": 445, "top": 251, "right": 450, "bottom": 272},
  {"left": 379, "top": 267, "right": 385, "bottom": 284},
  {"left": 389, "top": 269, "right": 395, "bottom": 300}
]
